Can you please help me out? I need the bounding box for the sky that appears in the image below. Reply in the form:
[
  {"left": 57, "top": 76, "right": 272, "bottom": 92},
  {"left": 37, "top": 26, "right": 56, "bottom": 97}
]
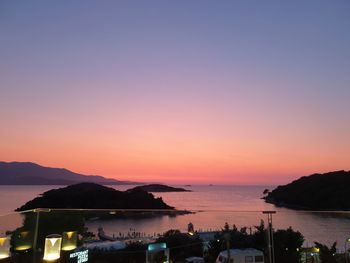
[{"left": 1, "top": 1, "right": 350, "bottom": 184}]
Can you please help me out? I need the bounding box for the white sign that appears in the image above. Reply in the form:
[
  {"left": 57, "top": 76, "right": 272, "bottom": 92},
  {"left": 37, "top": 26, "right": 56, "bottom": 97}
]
[{"left": 70, "top": 250, "right": 88, "bottom": 263}]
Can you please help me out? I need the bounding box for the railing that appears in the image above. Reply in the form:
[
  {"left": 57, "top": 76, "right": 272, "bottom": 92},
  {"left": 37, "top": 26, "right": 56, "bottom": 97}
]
[{"left": 1, "top": 209, "right": 349, "bottom": 263}]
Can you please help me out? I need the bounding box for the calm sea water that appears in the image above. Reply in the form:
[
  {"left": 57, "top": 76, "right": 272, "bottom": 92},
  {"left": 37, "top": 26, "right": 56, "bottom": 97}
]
[{"left": 1, "top": 185, "right": 350, "bottom": 247}]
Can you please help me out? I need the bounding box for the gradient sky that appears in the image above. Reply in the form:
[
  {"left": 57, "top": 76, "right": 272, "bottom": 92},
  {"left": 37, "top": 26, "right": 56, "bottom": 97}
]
[{"left": 1, "top": 1, "right": 350, "bottom": 184}]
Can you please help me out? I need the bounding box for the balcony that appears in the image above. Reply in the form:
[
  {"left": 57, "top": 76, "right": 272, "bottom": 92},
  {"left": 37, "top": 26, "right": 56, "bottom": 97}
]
[{"left": 0, "top": 209, "right": 349, "bottom": 263}]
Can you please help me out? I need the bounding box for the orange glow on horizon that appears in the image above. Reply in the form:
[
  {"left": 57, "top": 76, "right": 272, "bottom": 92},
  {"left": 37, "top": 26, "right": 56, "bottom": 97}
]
[{"left": 2, "top": 108, "right": 349, "bottom": 184}]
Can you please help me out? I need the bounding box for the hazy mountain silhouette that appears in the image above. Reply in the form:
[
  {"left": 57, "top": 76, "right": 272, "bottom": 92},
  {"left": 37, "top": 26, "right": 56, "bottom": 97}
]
[
  {"left": 127, "top": 184, "right": 191, "bottom": 192},
  {"left": 265, "top": 170, "right": 350, "bottom": 210},
  {"left": 0, "top": 161, "right": 140, "bottom": 185}
]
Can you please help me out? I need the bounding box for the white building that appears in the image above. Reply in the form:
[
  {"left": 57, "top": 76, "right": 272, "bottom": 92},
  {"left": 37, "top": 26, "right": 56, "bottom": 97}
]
[{"left": 216, "top": 248, "right": 264, "bottom": 263}]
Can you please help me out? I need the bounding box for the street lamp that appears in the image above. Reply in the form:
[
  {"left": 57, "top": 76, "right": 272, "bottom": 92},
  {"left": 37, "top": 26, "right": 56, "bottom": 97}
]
[{"left": 345, "top": 238, "right": 350, "bottom": 263}]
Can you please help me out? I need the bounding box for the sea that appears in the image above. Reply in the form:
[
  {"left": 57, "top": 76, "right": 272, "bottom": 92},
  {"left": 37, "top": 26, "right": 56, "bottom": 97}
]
[{"left": 1, "top": 184, "right": 349, "bottom": 248}]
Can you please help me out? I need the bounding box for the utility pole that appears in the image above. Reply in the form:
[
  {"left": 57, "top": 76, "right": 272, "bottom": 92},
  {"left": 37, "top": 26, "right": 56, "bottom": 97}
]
[
  {"left": 32, "top": 210, "right": 40, "bottom": 263},
  {"left": 224, "top": 232, "right": 231, "bottom": 262},
  {"left": 263, "top": 211, "right": 276, "bottom": 263}
]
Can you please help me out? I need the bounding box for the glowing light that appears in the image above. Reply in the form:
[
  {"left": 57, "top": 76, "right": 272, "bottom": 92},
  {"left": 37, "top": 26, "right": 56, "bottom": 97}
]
[
  {"left": 43, "top": 234, "right": 62, "bottom": 261},
  {"left": 0, "top": 237, "right": 10, "bottom": 259},
  {"left": 62, "top": 231, "right": 77, "bottom": 251},
  {"left": 15, "top": 231, "right": 32, "bottom": 251},
  {"left": 15, "top": 245, "right": 31, "bottom": 251}
]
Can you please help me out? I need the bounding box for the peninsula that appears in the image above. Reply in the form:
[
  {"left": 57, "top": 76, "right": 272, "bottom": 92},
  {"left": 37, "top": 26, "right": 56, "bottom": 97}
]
[{"left": 264, "top": 170, "right": 350, "bottom": 210}]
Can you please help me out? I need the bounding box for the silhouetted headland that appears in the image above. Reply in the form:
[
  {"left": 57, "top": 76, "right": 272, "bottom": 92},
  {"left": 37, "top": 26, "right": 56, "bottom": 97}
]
[
  {"left": 264, "top": 170, "right": 350, "bottom": 210},
  {"left": 0, "top": 161, "right": 140, "bottom": 185},
  {"left": 127, "top": 184, "right": 191, "bottom": 192}
]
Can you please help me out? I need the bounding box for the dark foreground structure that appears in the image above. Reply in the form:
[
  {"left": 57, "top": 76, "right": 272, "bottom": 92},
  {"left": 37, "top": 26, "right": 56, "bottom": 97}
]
[{"left": 0, "top": 208, "right": 346, "bottom": 263}]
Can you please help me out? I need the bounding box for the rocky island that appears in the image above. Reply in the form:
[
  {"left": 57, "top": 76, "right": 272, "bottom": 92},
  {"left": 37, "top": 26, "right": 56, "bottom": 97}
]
[
  {"left": 264, "top": 170, "right": 350, "bottom": 210},
  {"left": 12, "top": 183, "right": 189, "bottom": 251},
  {"left": 127, "top": 184, "right": 191, "bottom": 192},
  {"left": 16, "top": 183, "right": 174, "bottom": 211}
]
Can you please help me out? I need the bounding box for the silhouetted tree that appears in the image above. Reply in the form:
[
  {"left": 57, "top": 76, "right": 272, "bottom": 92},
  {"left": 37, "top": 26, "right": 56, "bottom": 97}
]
[
  {"left": 89, "top": 242, "right": 147, "bottom": 263},
  {"left": 205, "top": 237, "right": 225, "bottom": 263},
  {"left": 252, "top": 220, "right": 266, "bottom": 250},
  {"left": 274, "top": 227, "right": 304, "bottom": 263},
  {"left": 315, "top": 241, "right": 337, "bottom": 263},
  {"left": 205, "top": 221, "right": 305, "bottom": 263},
  {"left": 156, "top": 229, "right": 203, "bottom": 262}
]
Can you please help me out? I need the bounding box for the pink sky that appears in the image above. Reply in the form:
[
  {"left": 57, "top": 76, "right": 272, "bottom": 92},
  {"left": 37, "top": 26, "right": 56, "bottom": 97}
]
[{"left": 1, "top": 1, "right": 350, "bottom": 184}]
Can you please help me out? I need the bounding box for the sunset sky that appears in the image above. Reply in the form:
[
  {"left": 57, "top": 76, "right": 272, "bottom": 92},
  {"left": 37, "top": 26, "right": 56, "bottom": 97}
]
[{"left": 1, "top": 1, "right": 350, "bottom": 184}]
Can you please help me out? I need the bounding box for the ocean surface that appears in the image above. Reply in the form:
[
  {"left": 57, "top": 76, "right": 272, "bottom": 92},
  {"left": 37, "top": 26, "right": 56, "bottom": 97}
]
[{"left": 1, "top": 185, "right": 349, "bottom": 247}]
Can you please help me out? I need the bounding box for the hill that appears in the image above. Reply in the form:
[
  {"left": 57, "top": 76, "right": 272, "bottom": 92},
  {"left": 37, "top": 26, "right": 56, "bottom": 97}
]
[
  {"left": 264, "top": 170, "right": 350, "bottom": 210},
  {"left": 0, "top": 161, "right": 139, "bottom": 185},
  {"left": 127, "top": 184, "right": 191, "bottom": 192},
  {"left": 16, "top": 182, "right": 173, "bottom": 211}
]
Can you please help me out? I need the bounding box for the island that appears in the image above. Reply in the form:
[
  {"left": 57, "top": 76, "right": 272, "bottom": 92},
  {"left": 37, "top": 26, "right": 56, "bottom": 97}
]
[
  {"left": 127, "top": 184, "right": 191, "bottom": 192},
  {"left": 264, "top": 170, "right": 350, "bottom": 210},
  {"left": 16, "top": 183, "right": 173, "bottom": 211},
  {"left": 12, "top": 183, "right": 189, "bottom": 253}
]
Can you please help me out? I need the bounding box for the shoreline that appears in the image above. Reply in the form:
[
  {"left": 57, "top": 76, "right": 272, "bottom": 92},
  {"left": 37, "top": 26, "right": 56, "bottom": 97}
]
[{"left": 264, "top": 197, "right": 350, "bottom": 211}]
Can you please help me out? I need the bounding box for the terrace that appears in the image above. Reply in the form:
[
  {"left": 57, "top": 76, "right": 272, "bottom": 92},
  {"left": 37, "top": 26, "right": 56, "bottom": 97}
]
[{"left": 1, "top": 209, "right": 349, "bottom": 263}]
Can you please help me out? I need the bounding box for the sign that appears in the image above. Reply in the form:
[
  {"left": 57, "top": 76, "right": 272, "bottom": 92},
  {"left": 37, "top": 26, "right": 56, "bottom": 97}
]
[{"left": 70, "top": 250, "right": 88, "bottom": 263}]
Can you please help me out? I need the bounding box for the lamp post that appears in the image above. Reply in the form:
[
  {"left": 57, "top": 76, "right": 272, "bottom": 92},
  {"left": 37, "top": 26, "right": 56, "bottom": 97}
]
[
  {"left": 33, "top": 208, "right": 51, "bottom": 263},
  {"left": 345, "top": 238, "right": 350, "bottom": 263}
]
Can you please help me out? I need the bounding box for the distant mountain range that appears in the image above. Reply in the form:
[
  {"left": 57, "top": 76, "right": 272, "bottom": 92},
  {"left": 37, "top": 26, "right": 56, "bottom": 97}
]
[{"left": 0, "top": 161, "right": 140, "bottom": 185}]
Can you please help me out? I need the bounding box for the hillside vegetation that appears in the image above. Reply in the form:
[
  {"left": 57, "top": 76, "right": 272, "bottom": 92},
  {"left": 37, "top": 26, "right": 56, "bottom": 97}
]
[
  {"left": 16, "top": 183, "right": 173, "bottom": 211},
  {"left": 265, "top": 170, "right": 350, "bottom": 210}
]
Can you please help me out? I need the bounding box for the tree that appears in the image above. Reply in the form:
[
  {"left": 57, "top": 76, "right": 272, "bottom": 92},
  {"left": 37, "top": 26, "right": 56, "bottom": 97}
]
[
  {"left": 156, "top": 229, "right": 203, "bottom": 262},
  {"left": 263, "top": 189, "right": 270, "bottom": 195},
  {"left": 152, "top": 251, "right": 168, "bottom": 263},
  {"left": 274, "top": 227, "right": 304, "bottom": 263},
  {"left": 252, "top": 220, "right": 266, "bottom": 250},
  {"left": 89, "top": 242, "right": 147, "bottom": 263},
  {"left": 205, "top": 221, "right": 305, "bottom": 263},
  {"left": 206, "top": 221, "right": 265, "bottom": 262},
  {"left": 315, "top": 241, "right": 337, "bottom": 263},
  {"left": 223, "top": 222, "right": 229, "bottom": 232},
  {"left": 205, "top": 238, "right": 224, "bottom": 263}
]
